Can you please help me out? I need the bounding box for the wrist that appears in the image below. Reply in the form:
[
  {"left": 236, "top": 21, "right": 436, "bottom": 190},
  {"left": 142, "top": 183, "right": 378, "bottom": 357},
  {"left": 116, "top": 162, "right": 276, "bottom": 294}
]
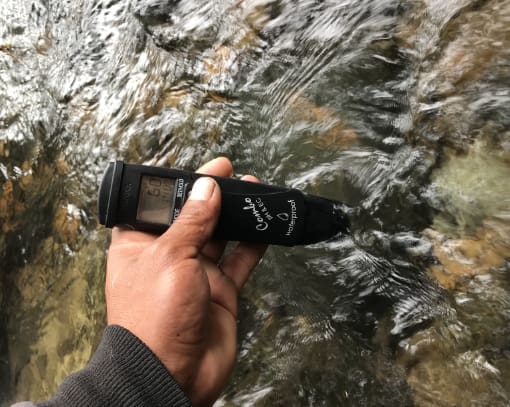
[{"left": 40, "top": 325, "right": 192, "bottom": 407}]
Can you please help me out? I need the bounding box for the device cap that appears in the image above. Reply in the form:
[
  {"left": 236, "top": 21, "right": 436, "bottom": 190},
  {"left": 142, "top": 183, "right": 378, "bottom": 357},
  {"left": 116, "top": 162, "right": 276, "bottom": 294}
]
[{"left": 302, "top": 194, "right": 350, "bottom": 244}]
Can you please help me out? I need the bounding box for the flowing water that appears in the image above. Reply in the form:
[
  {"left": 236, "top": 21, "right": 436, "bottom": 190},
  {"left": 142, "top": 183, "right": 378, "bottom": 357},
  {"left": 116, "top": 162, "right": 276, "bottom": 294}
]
[{"left": 1, "top": 0, "right": 509, "bottom": 405}]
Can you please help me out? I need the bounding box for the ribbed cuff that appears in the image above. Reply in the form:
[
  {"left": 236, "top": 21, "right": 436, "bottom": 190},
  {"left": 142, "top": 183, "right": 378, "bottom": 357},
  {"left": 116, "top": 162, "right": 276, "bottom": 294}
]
[{"left": 38, "top": 325, "right": 192, "bottom": 407}]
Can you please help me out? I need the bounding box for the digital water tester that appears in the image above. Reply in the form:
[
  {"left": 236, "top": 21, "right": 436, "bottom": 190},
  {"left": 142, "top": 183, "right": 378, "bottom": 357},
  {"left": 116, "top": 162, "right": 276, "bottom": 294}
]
[{"left": 98, "top": 161, "right": 350, "bottom": 246}]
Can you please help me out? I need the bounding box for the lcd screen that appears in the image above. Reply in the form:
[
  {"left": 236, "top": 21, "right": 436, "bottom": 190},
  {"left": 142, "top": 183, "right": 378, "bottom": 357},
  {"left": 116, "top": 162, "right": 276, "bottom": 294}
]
[{"left": 136, "top": 176, "right": 176, "bottom": 224}]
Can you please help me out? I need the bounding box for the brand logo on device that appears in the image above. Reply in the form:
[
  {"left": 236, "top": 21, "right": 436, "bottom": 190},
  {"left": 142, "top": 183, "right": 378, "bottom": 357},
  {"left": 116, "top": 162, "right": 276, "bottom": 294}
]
[{"left": 243, "top": 197, "right": 269, "bottom": 231}]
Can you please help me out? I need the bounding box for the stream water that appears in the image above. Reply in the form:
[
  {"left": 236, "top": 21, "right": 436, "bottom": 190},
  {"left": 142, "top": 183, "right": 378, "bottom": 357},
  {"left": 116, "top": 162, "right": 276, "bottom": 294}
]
[{"left": 1, "top": 0, "right": 509, "bottom": 405}]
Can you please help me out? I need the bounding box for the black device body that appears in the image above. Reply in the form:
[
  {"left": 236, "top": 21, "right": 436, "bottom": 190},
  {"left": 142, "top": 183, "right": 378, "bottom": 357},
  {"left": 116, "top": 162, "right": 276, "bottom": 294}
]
[{"left": 98, "top": 161, "right": 349, "bottom": 246}]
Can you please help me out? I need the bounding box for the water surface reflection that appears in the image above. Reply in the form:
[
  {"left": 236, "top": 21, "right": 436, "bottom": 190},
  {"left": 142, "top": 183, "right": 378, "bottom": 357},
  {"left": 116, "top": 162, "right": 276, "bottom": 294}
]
[{"left": 0, "top": 0, "right": 509, "bottom": 405}]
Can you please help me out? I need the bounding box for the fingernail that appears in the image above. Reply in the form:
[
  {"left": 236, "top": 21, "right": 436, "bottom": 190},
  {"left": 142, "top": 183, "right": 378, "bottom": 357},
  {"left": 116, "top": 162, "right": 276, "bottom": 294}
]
[{"left": 189, "top": 177, "right": 215, "bottom": 200}]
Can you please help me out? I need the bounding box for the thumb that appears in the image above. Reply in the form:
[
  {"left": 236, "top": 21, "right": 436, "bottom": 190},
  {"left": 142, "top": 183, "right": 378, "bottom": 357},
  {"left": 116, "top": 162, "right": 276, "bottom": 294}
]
[{"left": 158, "top": 177, "right": 221, "bottom": 257}]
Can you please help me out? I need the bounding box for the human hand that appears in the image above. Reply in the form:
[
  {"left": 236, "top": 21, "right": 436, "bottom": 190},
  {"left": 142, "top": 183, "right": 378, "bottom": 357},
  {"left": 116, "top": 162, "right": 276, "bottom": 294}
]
[{"left": 105, "top": 157, "right": 267, "bottom": 406}]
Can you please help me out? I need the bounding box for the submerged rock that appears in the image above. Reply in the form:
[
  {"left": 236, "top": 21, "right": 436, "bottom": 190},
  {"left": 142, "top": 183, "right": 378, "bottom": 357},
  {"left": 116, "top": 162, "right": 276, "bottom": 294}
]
[
  {"left": 7, "top": 232, "right": 108, "bottom": 401},
  {"left": 398, "top": 0, "right": 510, "bottom": 153},
  {"left": 423, "top": 137, "right": 510, "bottom": 287},
  {"left": 397, "top": 270, "right": 510, "bottom": 407},
  {"left": 400, "top": 129, "right": 510, "bottom": 405}
]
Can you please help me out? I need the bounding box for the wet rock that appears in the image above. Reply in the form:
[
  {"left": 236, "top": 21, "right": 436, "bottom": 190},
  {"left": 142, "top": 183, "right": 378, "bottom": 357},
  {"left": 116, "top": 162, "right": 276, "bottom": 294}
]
[
  {"left": 424, "top": 224, "right": 509, "bottom": 290},
  {"left": 287, "top": 95, "right": 359, "bottom": 150},
  {"left": 422, "top": 138, "right": 510, "bottom": 286},
  {"left": 53, "top": 205, "right": 82, "bottom": 244}
]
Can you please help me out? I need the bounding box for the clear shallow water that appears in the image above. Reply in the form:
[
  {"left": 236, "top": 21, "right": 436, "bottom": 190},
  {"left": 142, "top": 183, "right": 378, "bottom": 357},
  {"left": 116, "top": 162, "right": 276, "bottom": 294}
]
[{"left": 1, "top": 0, "right": 509, "bottom": 405}]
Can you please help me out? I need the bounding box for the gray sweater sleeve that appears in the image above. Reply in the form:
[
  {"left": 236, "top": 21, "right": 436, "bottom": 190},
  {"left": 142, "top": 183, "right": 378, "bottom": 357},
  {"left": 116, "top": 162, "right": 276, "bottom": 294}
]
[{"left": 13, "top": 325, "right": 192, "bottom": 407}]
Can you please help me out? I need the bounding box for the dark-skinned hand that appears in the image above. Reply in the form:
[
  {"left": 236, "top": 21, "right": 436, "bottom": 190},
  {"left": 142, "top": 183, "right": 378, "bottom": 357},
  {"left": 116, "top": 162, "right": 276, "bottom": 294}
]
[{"left": 105, "top": 157, "right": 266, "bottom": 406}]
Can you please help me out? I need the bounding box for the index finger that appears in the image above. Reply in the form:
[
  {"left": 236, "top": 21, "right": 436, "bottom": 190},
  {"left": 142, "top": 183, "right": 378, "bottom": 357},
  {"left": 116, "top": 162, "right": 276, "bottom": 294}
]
[
  {"left": 196, "top": 156, "right": 233, "bottom": 177},
  {"left": 220, "top": 241, "right": 267, "bottom": 291}
]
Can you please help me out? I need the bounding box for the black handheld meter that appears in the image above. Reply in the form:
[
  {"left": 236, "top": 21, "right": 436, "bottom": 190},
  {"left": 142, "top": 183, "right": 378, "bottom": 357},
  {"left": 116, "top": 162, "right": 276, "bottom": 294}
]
[{"left": 98, "top": 161, "right": 349, "bottom": 246}]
